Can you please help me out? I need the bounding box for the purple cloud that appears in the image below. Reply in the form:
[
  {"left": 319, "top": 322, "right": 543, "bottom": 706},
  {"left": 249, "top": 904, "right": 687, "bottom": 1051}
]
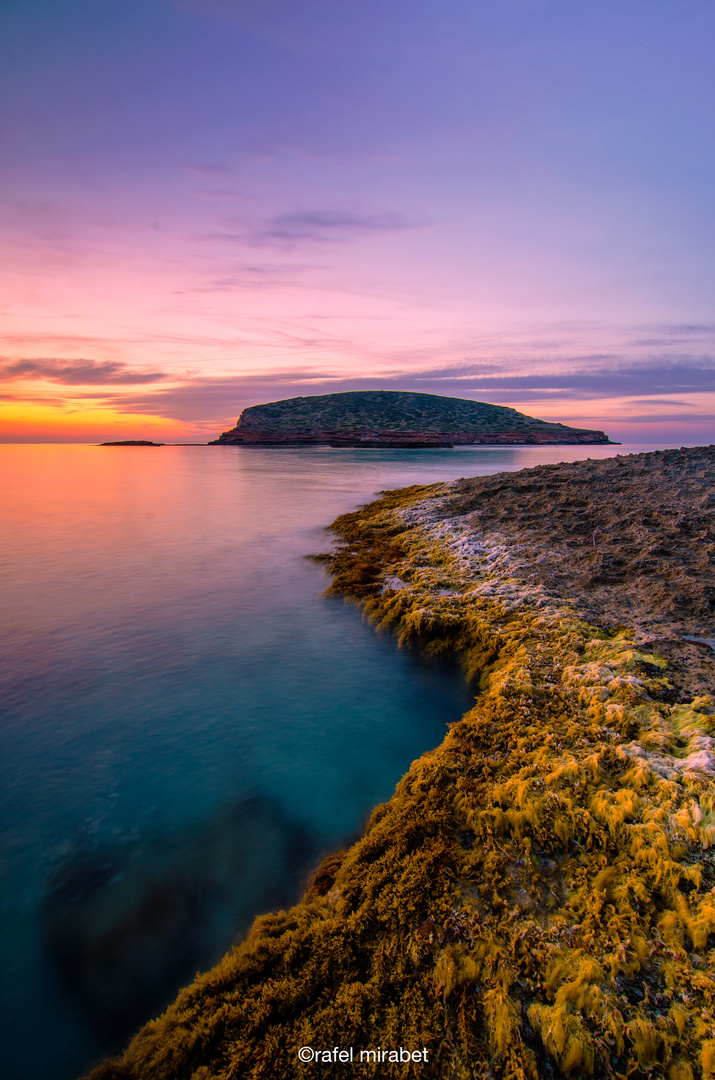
[
  {"left": 207, "top": 209, "right": 418, "bottom": 249},
  {"left": 406, "top": 359, "right": 715, "bottom": 399},
  {"left": 0, "top": 358, "right": 168, "bottom": 386}
]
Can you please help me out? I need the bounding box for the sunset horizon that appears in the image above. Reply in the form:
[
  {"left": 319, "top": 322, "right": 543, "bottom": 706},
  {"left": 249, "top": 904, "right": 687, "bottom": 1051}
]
[
  {"left": 2, "top": 0, "right": 714, "bottom": 447},
  {"left": 3, "top": 7, "right": 715, "bottom": 1077}
]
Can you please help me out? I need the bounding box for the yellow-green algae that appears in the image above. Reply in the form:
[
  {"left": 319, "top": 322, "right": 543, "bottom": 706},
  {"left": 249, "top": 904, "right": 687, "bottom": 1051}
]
[{"left": 87, "top": 477, "right": 715, "bottom": 1080}]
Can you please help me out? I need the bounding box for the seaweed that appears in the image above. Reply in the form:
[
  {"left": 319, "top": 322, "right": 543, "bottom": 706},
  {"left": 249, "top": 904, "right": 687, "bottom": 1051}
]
[{"left": 84, "top": 451, "right": 715, "bottom": 1080}]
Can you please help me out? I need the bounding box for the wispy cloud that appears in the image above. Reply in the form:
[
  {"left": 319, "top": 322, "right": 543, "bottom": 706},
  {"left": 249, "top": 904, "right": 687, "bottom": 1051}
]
[
  {"left": 180, "top": 261, "right": 318, "bottom": 294},
  {"left": 0, "top": 391, "right": 67, "bottom": 404},
  {"left": 189, "top": 162, "right": 233, "bottom": 176},
  {"left": 600, "top": 412, "right": 715, "bottom": 424},
  {"left": 653, "top": 324, "right": 715, "bottom": 337},
  {"left": 629, "top": 324, "right": 715, "bottom": 347},
  {"left": 261, "top": 210, "right": 414, "bottom": 242},
  {"left": 403, "top": 358, "right": 715, "bottom": 399},
  {"left": 118, "top": 372, "right": 340, "bottom": 420},
  {"left": 0, "top": 358, "right": 168, "bottom": 385},
  {"left": 207, "top": 208, "right": 418, "bottom": 249},
  {"left": 191, "top": 188, "right": 239, "bottom": 200}
]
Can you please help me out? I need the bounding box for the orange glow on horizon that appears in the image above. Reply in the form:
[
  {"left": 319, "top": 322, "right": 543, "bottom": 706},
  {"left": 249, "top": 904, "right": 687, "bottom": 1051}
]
[
  {"left": 0, "top": 401, "right": 183, "bottom": 442},
  {"left": 2, "top": 392, "right": 712, "bottom": 447}
]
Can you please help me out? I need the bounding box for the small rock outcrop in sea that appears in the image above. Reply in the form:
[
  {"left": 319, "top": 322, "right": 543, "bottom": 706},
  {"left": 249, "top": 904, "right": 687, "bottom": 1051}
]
[
  {"left": 85, "top": 446, "right": 715, "bottom": 1080},
  {"left": 209, "top": 390, "right": 613, "bottom": 446},
  {"left": 99, "top": 441, "right": 164, "bottom": 446}
]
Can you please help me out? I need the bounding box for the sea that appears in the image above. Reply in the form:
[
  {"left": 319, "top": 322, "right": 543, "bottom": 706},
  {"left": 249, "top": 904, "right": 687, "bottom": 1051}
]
[{"left": 0, "top": 441, "right": 671, "bottom": 1080}]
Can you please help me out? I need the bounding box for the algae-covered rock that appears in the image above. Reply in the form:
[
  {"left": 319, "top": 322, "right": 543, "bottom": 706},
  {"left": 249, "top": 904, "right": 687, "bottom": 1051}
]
[{"left": 85, "top": 446, "right": 715, "bottom": 1080}]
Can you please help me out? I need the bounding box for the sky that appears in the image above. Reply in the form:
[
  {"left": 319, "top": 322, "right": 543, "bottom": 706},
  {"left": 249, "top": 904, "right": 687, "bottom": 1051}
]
[{"left": 1, "top": 0, "right": 714, "bottom": 443}]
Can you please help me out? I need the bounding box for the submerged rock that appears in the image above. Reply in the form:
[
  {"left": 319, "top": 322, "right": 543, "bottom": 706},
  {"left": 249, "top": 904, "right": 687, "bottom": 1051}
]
[{"left": 45, "top": 796, "right": 313, "bottom": 1043}]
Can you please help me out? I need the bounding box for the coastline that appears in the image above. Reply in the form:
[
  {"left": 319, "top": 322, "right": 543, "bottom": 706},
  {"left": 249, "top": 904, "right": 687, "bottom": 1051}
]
[{"left": 86, "top": 446, "right": 715, "bottom": 1080}]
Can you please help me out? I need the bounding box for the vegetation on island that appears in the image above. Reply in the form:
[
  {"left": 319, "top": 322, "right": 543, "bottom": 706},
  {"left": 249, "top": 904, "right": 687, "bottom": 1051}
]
[
  {"left": 210, "top": 390, "right": 613, "bottom": 445},
  {"left": 85, "top": 446, "right": 714, "bottom": 1080}
]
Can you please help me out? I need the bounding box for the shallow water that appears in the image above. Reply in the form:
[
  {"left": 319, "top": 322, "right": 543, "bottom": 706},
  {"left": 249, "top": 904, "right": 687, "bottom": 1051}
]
[{"left": 0, "top": 441, "right": 658, "bottom": 1079}]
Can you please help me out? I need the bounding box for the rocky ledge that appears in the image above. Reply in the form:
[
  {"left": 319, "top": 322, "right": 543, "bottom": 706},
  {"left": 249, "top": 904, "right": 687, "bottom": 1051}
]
[
  {"left": 209, "top": 390, "right": 613, "bottom": 446},
  {"left": 86, "top": 446, "right": 714, "bottom": 1080}
]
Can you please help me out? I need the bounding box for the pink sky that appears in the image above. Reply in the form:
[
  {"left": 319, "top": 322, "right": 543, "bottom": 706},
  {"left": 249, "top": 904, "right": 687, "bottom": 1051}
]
[{"left": 1, "top": 0, "right": 714, "bottom": 444}]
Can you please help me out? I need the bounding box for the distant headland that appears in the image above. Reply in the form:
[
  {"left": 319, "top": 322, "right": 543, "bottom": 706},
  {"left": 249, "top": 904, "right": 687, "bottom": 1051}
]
[{"left": 209, "top": 390, "right": 614, "bottom": 447}]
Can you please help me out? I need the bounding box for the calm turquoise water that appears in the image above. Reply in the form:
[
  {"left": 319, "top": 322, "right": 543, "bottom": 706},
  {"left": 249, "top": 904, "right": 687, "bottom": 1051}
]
[{"left": 0, "top": 442, "right": 652, "bottom": 1079}]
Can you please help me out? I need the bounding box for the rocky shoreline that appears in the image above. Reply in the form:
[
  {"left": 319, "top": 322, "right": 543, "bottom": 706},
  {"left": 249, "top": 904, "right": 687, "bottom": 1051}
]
[
  {"left": 86, "top": 446, "right": 715, "bottom": 1080},
  {"left": 211, "top": 429, "right": 611, "bottom": 447}
]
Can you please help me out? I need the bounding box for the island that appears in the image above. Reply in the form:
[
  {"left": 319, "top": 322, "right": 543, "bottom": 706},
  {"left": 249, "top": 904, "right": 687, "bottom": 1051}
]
[
  {"left": 86, "top": 446, "right": 715, "bottom": 1080},
  {"left": 209, "top": 390, "right": 613, "bottom": 446},
  {"left": 99, "top": 441, "right": 164, "bottom": 447}
]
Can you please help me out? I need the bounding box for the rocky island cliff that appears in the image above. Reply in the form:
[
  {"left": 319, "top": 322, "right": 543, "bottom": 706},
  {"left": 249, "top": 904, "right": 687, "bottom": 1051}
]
[
  {"left": 209, "top": 390, "right": 613, "bottom": 447},
  {"left": 86, "top": 446, "right": 715, "bottom": 1080}
]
